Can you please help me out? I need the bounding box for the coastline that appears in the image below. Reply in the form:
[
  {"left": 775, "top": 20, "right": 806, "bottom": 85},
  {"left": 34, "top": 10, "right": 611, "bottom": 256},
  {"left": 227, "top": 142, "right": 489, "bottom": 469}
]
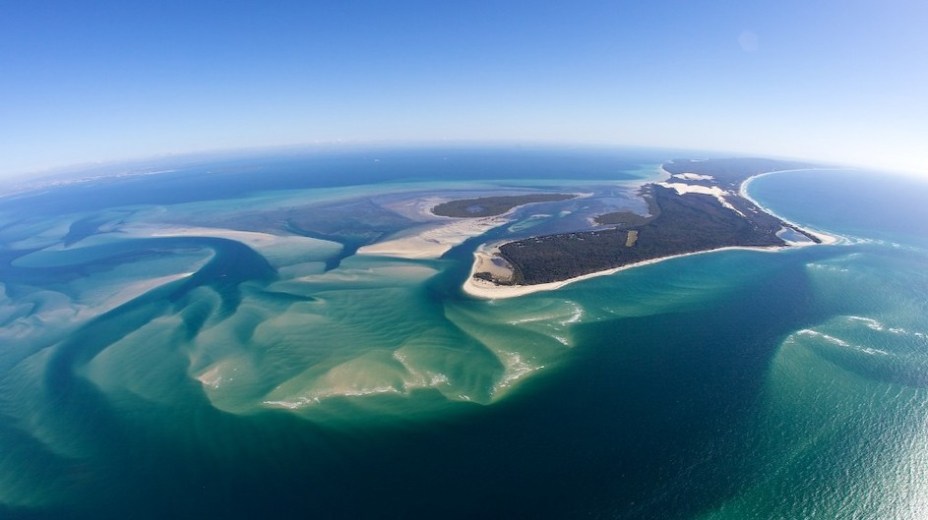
[
  {"left": 462, "top": 244, "right": 787, "bottom": 300},
  {"left": 739, "top": 170, "right": 842, "bottom": 245},
  {"left": 357, "top": 191, "right": 592, "bottom": 260},
  {"left": 464, "top": 169, "right": 842, "bottom": 300}
]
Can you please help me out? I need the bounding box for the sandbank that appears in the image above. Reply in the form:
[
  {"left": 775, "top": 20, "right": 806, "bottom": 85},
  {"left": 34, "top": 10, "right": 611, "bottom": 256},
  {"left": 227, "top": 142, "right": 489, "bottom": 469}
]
[
  {"left": 101, "top": 272, "right": 196, "bottom": 310},
  {"left": 122, "top": 224, "right": 343, "bottom": 250},
  {"left": 379, "top": 196, "right": 452, "bottom": 221},
  {"left": 357, "top": 216, "right": 508, "bottom": 259},
  {"left": 358, "top": 191, "right": 591, "bottom": 260}
]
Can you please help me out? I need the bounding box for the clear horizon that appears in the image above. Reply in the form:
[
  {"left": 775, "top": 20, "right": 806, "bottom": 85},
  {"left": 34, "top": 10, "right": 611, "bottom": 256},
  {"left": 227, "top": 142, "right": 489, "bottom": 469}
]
[{"left": 2, "top": 1, "right": 926, "bottom": 179}]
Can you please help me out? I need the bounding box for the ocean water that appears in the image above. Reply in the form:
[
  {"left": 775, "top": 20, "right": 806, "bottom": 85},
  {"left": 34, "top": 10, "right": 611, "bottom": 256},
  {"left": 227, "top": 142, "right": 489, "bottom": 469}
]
[{"left": 1, "top": 149, "right": 927, "bottom": 518}]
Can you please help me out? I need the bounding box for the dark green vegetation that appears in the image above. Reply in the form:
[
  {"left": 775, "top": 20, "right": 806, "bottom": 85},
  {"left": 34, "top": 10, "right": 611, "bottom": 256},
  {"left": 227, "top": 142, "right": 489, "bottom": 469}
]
[
  {"left": 491, "top": 159, "right": 822, "bottom": 285},
  {"left": 432, "top": 193, "right": 575, "bottom": 218},
  {"left": 663, "top": 158, "right": 821, "bottom": 245},
  {"left": 593, "top": 209, "right": 653, "bottom": 227}
]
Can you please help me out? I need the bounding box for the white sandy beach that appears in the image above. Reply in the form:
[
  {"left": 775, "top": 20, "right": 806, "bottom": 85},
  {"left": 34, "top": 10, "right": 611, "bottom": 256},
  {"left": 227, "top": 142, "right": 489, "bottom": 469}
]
[
  {"left": 739, "top": 172, "right": 841, "bottom": 245},
  {"left": 462, "top": 245, "right": 790, "bottom": 300},
  {"left": 357, "top": 191, "right": 592, "bottom": 260},
  {"left": 465, "top": 170, "right": 842, "bottom": 300}
]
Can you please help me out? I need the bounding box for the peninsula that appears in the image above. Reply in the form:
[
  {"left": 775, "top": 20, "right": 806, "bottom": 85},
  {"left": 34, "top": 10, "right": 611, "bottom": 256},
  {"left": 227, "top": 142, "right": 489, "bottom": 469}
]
[{"left": 464, "top": 158, "right": 837, "bottom": 297}]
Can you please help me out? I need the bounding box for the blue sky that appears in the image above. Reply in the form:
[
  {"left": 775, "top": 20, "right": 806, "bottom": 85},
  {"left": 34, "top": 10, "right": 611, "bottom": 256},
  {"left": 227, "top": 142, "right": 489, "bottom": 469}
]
[{"left": 1, "top": 0, "right": 926, "bottom": 178}]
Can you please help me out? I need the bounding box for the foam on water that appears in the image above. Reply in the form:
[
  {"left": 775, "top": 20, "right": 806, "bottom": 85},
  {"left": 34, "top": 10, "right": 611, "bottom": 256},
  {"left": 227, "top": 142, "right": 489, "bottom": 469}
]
[
  {"left": 710, "top": 319, "right": 928, "bottom": 518},
  {"left": 679, "top": 169, "right": 928, "bottom": 518}
]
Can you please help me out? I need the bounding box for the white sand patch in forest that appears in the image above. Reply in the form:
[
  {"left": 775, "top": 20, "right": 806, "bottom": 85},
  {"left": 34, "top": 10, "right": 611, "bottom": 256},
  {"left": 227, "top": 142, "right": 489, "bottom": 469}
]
[{"left": 672, "top": 173, "right": 715, "bottom": 181}]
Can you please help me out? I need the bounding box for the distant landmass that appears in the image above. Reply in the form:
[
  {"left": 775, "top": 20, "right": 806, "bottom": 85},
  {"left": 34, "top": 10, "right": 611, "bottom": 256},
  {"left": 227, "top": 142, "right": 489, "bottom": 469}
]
[{"left": 458, "top": 158, "right": 831, "bottom": 290}]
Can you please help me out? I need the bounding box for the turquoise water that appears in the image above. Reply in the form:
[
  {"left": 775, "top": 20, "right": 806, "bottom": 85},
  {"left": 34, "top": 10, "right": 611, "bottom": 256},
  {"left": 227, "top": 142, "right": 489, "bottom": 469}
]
[{"left": 1, "top": 150, "right": 927, "bottom": 518}]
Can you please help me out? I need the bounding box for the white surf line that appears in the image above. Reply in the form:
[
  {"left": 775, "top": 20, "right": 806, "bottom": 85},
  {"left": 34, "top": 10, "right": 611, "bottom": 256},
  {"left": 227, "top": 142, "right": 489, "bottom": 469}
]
[{"left": 739, "top": 169, "right": 843, "bottom": 245}]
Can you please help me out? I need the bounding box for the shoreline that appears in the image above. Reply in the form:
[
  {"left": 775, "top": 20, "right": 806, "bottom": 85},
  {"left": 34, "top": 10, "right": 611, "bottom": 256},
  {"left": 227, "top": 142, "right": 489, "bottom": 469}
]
[
  {"left": 464, "top": 169, "right": 842, "bottom": 300},
  {"left": 739, "top": 170, "right": 842, "bottom": 245},
  {"left": 462, "top": 244, "right": 787, "bottom": 299},
  {"left": 357, "top": 191, "right": 592, "bottom": 260}
]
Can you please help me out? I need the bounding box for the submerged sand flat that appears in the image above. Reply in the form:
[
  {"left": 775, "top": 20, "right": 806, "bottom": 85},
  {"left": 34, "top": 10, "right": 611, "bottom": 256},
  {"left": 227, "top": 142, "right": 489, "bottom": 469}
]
[
  {"left": 0, "top": 159, "right": 845, "bottom": 426},
  {"left": 357, "top": 216, "right": 508, "bottom": 259},
  {"left": 123, "top": 224, "right": 343, "bottom": 251}
]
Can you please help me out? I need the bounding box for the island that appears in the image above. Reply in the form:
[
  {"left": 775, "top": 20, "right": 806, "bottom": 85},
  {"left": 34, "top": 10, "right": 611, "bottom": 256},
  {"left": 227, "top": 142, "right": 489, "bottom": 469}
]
[
  {"left": 432, "top": 193, "right": 577, "bottom": 217},
  {"left": 354, "top": 193, "right": 578, "bottom": 259},
  {"left": 463, "top": 158, "right": 837, "bottom": 297}
]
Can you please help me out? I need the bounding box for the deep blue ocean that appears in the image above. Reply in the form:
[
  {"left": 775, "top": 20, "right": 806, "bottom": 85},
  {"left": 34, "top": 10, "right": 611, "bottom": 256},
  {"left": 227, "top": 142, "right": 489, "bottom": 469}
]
[{"left": 1, "top": 148, "right": 926, "bottom": 519}]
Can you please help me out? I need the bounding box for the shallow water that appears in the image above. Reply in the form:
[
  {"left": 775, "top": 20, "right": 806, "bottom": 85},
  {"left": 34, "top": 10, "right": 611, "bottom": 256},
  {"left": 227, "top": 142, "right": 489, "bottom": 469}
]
[{"left": 1, "top": 150, "right": 927, "bottom": 518}]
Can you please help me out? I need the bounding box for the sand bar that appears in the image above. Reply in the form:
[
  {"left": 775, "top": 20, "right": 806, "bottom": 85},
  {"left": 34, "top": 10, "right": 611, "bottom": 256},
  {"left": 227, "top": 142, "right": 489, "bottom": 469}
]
[
  {"left": 358, "top": 192, "right": 591, "bottom": 260},
  {"left": 122, "top": 224, "right": 344, "bottom": 250},
  {"left": 357, "top": 216, "right": 508, "bottom": 259}
]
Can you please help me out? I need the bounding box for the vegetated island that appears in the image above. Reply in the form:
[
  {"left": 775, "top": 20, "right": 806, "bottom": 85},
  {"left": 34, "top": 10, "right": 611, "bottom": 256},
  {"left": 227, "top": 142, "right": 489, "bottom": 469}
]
[
  {"left": 432, "top": 193, "right": 577, "bottom": 218},
  {"left": 355, "top": 192, "right": 579, "bottom": 260},
  {"left": 465, "top": 158, "right": 837, "bottom": 297}
]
